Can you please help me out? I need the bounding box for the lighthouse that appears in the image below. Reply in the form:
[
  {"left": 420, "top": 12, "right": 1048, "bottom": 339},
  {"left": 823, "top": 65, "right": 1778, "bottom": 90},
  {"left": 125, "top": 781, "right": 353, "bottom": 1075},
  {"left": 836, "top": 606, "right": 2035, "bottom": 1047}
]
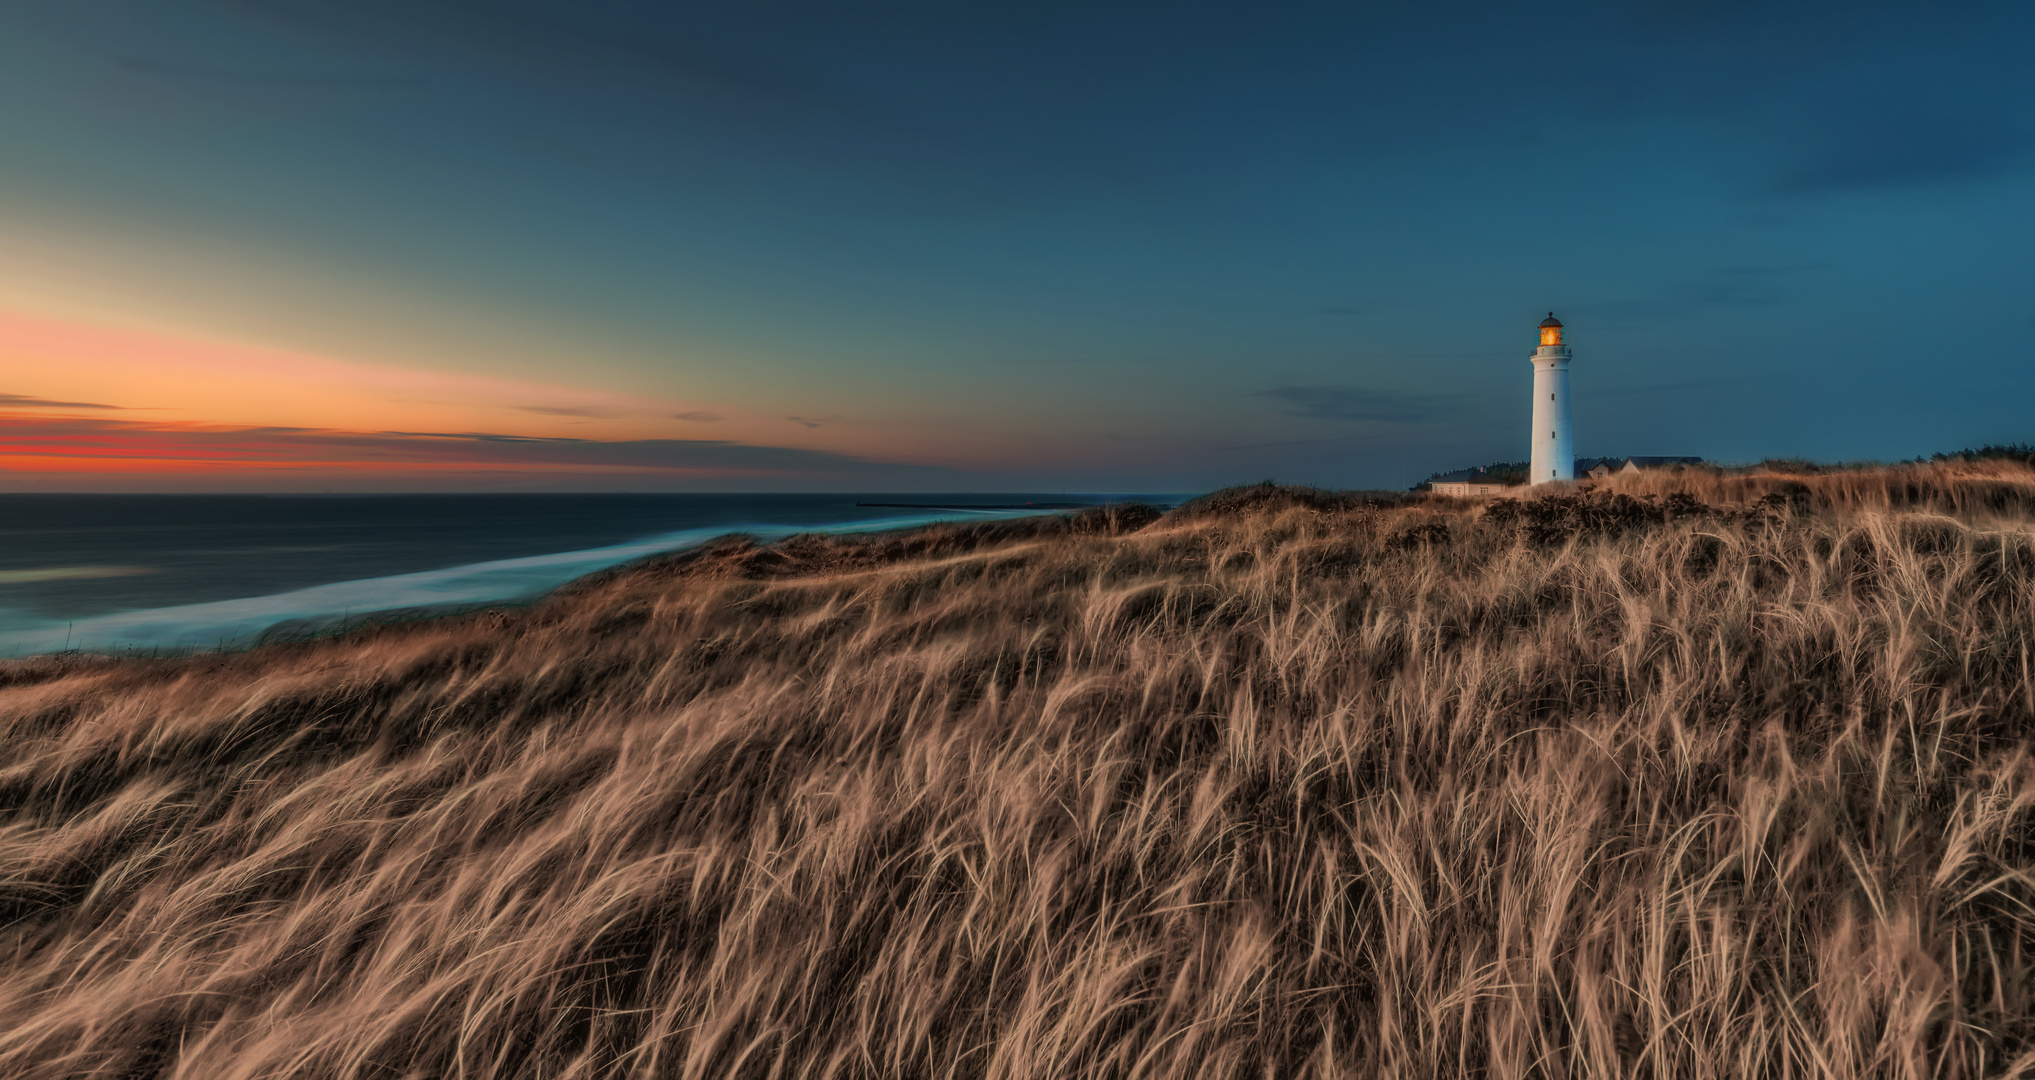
[{"left": 1529, "top": 312, "right": 1573, "bottom": 484}]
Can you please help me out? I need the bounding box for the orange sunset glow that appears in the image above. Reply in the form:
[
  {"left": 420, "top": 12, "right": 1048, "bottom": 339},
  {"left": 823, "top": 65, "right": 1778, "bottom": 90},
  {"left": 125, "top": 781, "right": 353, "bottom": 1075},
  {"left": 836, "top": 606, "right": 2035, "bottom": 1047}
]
[
  {"left": 0, "top": 307, "right": 722, "bottom": 437},
  {"left": 0, "top": 307, "right": 950, "bottom": 488}
]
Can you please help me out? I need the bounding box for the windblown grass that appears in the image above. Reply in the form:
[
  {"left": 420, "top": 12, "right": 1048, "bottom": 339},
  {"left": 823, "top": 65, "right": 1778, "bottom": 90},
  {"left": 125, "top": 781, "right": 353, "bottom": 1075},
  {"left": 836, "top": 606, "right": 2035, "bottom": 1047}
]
[{"left": 5, "top": 464, "right": 2035, "bottom": 1078}]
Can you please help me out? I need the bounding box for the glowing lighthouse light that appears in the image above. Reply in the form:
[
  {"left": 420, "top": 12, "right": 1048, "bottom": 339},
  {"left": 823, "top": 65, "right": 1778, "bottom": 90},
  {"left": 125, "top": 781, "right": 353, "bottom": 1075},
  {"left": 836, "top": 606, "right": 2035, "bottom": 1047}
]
[{"left": 1529, "top": 312, "right": 1573, "bottom": 484}]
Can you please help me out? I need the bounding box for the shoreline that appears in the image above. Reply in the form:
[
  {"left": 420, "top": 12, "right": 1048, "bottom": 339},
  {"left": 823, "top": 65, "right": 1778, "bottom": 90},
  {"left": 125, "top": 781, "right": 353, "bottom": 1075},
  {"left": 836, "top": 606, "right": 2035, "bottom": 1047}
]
[{"left": 0, "top": 505, "right": 1089, "bottom": 660}]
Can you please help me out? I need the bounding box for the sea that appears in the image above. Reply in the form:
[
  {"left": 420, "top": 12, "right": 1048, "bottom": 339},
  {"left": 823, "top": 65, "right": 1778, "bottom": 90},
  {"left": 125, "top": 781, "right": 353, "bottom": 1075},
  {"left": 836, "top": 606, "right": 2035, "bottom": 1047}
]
[{"left": 0, "top": 493, "right": 1184, "bottom": 659}]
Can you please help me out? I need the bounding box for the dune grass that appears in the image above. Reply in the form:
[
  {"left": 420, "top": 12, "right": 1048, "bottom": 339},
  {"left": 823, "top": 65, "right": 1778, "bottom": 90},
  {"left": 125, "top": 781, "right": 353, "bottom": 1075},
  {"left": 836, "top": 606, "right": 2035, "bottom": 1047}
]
[{"left": 5, "top": 464, "right": 2035, "bottom": 1078}]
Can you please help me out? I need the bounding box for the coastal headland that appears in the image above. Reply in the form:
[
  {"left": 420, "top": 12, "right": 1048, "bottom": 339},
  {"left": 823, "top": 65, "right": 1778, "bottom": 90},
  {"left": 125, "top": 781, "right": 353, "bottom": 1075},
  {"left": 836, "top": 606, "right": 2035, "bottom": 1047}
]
[{"left": 5, "top": 464, "right": 2035, "bottom": 1077}]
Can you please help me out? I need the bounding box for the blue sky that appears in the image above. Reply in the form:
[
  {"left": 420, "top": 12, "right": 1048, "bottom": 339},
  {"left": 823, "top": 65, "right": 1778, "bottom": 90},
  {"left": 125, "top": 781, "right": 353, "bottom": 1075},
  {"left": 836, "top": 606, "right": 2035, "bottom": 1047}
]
[{"left": 0, "top": 1, "right": 2029, "bottom": 491}]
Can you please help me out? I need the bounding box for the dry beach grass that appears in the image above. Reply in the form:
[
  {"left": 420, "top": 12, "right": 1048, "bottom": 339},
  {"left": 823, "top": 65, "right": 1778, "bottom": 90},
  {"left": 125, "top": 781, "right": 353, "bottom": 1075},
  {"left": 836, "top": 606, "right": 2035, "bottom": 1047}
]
[{"left": 5, "top": 464, "right": 2035, "bottom": 1078}]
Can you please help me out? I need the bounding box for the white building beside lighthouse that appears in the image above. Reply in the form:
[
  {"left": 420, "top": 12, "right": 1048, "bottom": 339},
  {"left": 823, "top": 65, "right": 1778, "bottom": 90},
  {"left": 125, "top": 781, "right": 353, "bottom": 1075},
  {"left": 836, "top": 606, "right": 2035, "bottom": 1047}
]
[{"left": 1529, "top": 312, "right": 1573, "bottom": 484}]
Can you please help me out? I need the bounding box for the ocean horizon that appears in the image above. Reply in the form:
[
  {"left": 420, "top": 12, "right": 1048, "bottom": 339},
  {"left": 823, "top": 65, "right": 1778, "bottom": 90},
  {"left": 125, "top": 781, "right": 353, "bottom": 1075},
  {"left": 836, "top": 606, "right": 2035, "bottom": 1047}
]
[{"left": 0, "top": 493, "right": 1186, "bottom": 658}]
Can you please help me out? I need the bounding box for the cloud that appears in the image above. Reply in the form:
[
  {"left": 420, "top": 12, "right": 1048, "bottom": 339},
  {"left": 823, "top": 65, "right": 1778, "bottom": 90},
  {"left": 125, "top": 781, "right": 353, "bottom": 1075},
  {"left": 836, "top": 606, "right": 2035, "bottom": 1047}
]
[
  {"left": 515, "top": 404, "right": 626, "bottom": 419},
  {"left": 1592, "top": 377, "right": 1755, "bottom": 398},
  {"left": 380, "top": 430, "right": 588, "bottom": 443},
  {"left": 1775, "top": 105, "right": 2031, "bottom": 194},
  {"left": 1257, "top": 386, "right": 1472, "bottom": 424},
  {"left": 987, "top": 356, "right": 1173, "bottom": 367},
  {"left": 1216, "top": 435, "right": 1366, "bottom": 452},
  {"left": 0, "top": 415, "right": 957, "bottom": 482},
  {"left": 0, "top": 393, "right": 124, "bottom": 410},
  {"left": 111, "top": 55, "right": 424, "bottom": 91},
  {"left": 1316, "top": 299, "right": 1405, "bottom": 317},
  {"left": 1686, "top": 263, "right": 1826, "bottom": 308},
  {"left": 671, "top": 410, "right": 723, "bottom": 422},
  {"left": 206, "top": 0, "right": 830, "bottom": 107},
  {"left": 88, "top": 53, "right": 427, "bottom": 117},
  {"left": 1574, "top": 263, "right": 1828, "bottom": 321},
  {"left": 786, "top": 416, "right": 832, "bottom": 429}
]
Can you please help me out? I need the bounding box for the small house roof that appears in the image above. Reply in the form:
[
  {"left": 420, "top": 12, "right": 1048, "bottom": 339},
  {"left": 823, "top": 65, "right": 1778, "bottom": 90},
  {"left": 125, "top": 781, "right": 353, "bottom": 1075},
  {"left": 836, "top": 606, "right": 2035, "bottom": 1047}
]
[
  {"left": 1429, "top": 467, "right": 1511, "bottom": 485},
  {"left": 1621, "top": 456, "right": 1703, "bottom": 467}
]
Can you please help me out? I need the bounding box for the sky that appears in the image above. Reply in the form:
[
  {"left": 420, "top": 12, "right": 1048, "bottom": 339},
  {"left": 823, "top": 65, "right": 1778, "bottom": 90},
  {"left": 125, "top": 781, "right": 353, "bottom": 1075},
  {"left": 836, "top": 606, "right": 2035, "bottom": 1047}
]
[{"left": 0, "top": 0, "right": 2030, "bottom": 493}]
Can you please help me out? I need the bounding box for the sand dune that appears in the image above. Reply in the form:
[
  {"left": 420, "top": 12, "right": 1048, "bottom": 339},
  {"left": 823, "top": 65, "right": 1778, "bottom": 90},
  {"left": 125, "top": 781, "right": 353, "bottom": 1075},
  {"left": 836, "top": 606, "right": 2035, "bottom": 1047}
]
[{"left": 4, "top": 467, "right": 2035, "bottom": 1078}]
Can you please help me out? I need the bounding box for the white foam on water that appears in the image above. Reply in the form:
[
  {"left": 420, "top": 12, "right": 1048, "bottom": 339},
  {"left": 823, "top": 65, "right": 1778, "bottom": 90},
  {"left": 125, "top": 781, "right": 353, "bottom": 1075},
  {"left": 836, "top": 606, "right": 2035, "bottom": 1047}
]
[{"left": 0, "top": 510, "right": 1026, "bottom": 658}]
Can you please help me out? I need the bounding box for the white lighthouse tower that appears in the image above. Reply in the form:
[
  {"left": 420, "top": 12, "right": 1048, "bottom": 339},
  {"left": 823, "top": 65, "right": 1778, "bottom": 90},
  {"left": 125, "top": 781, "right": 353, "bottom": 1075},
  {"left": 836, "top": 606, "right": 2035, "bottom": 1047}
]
[{"left": 1529, "top": 312, "right": 1573, "bottom": 484}]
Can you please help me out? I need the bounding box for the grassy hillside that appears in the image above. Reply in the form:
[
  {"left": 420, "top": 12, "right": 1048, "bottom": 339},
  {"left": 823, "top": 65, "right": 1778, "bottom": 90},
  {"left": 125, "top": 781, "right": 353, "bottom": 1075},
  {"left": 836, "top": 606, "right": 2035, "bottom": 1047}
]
[{"left": 6, "top": 465, "right": 2035, "bottom": 1078}]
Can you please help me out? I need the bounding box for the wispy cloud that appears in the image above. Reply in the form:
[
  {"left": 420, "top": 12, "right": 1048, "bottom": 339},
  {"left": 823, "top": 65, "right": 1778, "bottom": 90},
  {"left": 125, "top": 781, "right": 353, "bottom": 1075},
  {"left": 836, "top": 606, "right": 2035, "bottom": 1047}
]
[
  {"left": 515, "top": 404, "right": 626, "bottom": 419},
  {"left": 1257, "top": 386, "right": 1472, "bottom": 424},
  {"left": 1316, "top": 299, "right": 1406, "bottom": 318},
  {"left": 0, "top": 308, "right": 747, "bottom": 441},
  {"left": 0, "top": 393, "right": 125, "bottom": 410},
  {"left": 1576, "top": 263, "right": 1829, "bottom": 321},
  {"left": 671, "top": 410, "right": 723, "bottom": 422},
  {"left": 112, "top": 55, "right": 424, "bottom": 91},
  {"left": 1216, "top": 435, "right": 1367, "bottom": 452},
  {"left": 380, "top": 430, "right": 589, "bottom": 444},
  {"left": 1686, "top": 263, "right": 1826, "bottom": 308},
  {"left": 0, "top": 415, "right": 956, "bottom": 483},
  {"left": 1593, "top": 377, "right": 1756, "bottom": 398},
  {"left": 208, "top": 0, "right": 832, "bottom": 107},
  {"left": 1775, "top": 104, "right": 2031, "bottom": 194},
  {"left": 987, "top": 356, "right": 1173, "bottom": 367}
]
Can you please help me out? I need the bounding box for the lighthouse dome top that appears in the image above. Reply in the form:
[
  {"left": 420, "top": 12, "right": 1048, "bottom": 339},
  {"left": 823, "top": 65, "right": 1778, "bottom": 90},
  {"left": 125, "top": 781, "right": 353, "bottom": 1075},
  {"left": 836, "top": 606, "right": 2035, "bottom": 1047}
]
[{"left": 1538, "top": 313, "right": 1563, "bottom": 329}]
